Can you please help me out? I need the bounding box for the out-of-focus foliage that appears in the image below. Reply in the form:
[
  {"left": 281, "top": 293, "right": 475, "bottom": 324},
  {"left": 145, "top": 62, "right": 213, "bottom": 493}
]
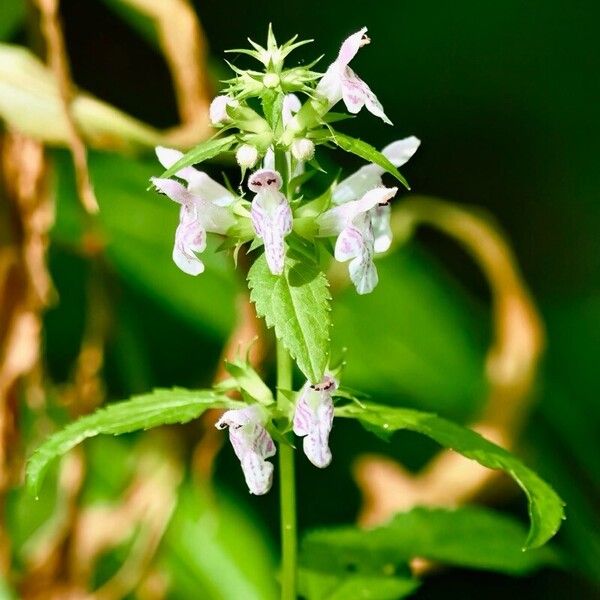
[
  {"left": 336, "top": 404, "right": 564, "bottom": 549},
  {"left": 1, "top": 0, "right": 598, "bottom": 598},
  {"left": 301, "top": 506, "right": 561, "bottom": 577}
]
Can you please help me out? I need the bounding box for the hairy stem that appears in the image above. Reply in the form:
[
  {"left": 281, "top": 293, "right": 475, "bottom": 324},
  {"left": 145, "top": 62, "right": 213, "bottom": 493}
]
[{"left": 277, "top": 338, "right": 297, "bottom": 599}]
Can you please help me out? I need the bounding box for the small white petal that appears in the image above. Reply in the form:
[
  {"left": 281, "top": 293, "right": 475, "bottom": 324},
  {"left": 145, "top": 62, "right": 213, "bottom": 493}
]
[
  {"left": 363, "top": 87, "right": 393, "bottom": 125},
  {"left": 248, "top": 169, "right": 283, "bottom": 193},
  {"left": 215, "top": 406, "right": 276, "bottom": 496},
  {"left": 293, "top": 376, "right": 337, "bottom": 469},
  {"left": 291, "top": 138, "right": 315, "bottom": 162},
  {"left": 187, "top": 171, "right": 235, "bottom": 207},
  {"left": 315, "top": 65, "right": 343, "bottom": 106},
  {"left": 319, "top": 186, "right": 397, "bottom": 237},
  {"left": 209, "top": 95, "right": 238, "bottom": 125},
  {"left": 317, "top": 28, "right": 390, "bottom": 124},
  {"left": 371, "top": 204, "right": 393, "bottom": 253},
  {"left": 251, "top": 189, "right": 292, "bottom": 275},
  {"left": 263, "top": 147, "right": 276, "bottom": 170},
  {"left": 332, "top": 164, "right": 382, "bottom": 205},
  {"left": 282, "top": 93, "right": 302, "bottom": 126},
  {"left": 332, "top": 213, "right": 380, "bottom": 294},
  {"left": 151, "top": 177, "right": 194, "bottom": 207},
  {"left": 236, "top": 144, "right": 259, "bottom": 168},
  {"left": 349, "top": 253, "right": 379, "bottom": 294},
  {"left": 172, "top": 207, "right": 207, "bottom": 276},
  {"left": 382, "top": 136, "right": 421, "bottom": 168},
  {"left": 341, "top": 69, "right": 368, "bottom": 114},
  {"left": 337, "top": 27, "right": 369, "bottom": 67},
  {"left": 334, "top": 225, "right": 364, "bottom": 262}
]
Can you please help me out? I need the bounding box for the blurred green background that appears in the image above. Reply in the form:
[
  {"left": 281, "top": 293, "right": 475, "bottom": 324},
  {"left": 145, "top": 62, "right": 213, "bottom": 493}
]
[{"left": 1, "top": 0, "right": 598, "bottom": 598}]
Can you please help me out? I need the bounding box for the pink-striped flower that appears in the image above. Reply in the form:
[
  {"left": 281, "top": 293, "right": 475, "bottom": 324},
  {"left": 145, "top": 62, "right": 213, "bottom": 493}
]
[
  {"left": 151, "top": 147, "right": 235, "bottom": 275},
  {"left": 293, "top": 375, "right": 337, "bottom": 468},
  {"left": 332, "top": 136, "right": 420, "bottom": 253},
  {"left": 318, "top": 186, "right": 398, "bottom": 294},
  {"left": 316, "top": 27, "right": 391, "bottom": 124},
  {"left": 249, "top": 169, "right": 293, "bottom": 275},
  {"left": 215, "top": 405, "right": 276, "bottom": 495}
]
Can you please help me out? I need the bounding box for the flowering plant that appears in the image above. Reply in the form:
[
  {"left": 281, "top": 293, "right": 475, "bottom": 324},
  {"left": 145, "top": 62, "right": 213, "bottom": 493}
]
[{"left": 27, "top": 26, "right": 564, "bottom": 599}]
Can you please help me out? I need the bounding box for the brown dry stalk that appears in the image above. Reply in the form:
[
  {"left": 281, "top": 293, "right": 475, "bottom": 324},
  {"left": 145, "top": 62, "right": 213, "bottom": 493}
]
[
  {"left": 119, "top": 0, "right": 213, "bottom": 143},
  {"left": 18, "top": 450, "right": 86, "bottom": 600},
  {"left": 70, "top": 432, "right": 182, "bottom": 600},
  {"left": 34, "top": 0, "right": 98, "bottom": 215},
  {"left": 0, "top": 130, "right": 53, "bottom": 496},
  {"left": 60, "top": 262, "right": 111, "bottom": 417},
  {"left": 353, "top": 196, "right": 544, "bottom": 534}
]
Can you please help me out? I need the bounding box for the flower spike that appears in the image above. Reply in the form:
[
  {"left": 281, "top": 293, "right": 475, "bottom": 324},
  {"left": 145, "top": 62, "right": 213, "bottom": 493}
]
[
  {"left": 216, "top": 406, "right": 276, "bottom": 495},
  {"left": 293, "top": 375, "right": 337, "bottom": 468},
  {"left": 316, "top": 27, "right": 392, "bottom": 124},
  {"left": 249, "top": 169, "right": 293, "bottom": 275}
]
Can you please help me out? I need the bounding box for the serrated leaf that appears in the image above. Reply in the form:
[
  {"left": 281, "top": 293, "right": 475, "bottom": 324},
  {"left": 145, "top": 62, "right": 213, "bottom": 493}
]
[
  {"left": 312, "top": 129, "right": 410, "bottom": 190},
  {"left": 301, "top": 507, "right": 561, "bottom": 577},
  {"left": 299, "top": 569, "right": 419, "bottom": 600},
  {"left": 337, "top": 403, "right": 565, "bottom": 549},
  {"left": 158, "top": 135, "right": 237, "bottom": 180},
  {"left": 26, "top": 389, "right": 233, "bottom": 495},
  {"left": 248, "top": 254, "right": 330, "bottom": 383}
]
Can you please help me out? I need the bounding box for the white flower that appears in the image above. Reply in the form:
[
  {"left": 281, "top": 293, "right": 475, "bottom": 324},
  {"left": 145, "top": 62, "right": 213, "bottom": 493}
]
[
  {"left": 316, "top": 27, "right": 391, "bottom": 124},
  {"left": 318, "top": 186, "right": 398, "bottom": 294},
  {"left": 263, "top": 94, "right": 302, "bottom": 170},
  {"left": 291, "top": 138, "right": 315, "bottom": 162},
  {"left": 281, "top": 93, "right": 302, "bottom": 125},
  {"left": 249, "top": 169, "right": 293, "bottom": 275},
  {"left": 333, "top": 136, "right": 420, "bottom": 253},
  {"left": 293, "top": 375, "right": 337, "bottom": 468},
  {"left": 151, "top": 147, "right": 235, "bottom": 275},
  {"left": 236, "top": 144, "right": 259, "bottom": 169},
  {"left": 209, "top": 94, "right": 239, "bottom": 125},
  {"left": 216, "top": 406, "right": 276, "bottom": 495}
]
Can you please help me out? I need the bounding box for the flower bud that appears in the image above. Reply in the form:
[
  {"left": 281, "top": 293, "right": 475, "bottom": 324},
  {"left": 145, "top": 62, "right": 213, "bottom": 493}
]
[
  {"left": 209, "top": 95, "right": 238, "bottom": 125},
  {"left": 263, "top": 73, "right": 280, "bottom": 89},
  {"left": 291, "top": 138, "right": 315, "bottom": 162},
  {"left": 236, "top": 144, "right": 259, "bottom": 169}
]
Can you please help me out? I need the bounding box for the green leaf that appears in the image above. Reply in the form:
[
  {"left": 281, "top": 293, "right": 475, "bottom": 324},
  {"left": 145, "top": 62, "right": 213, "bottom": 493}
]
[
  {"left": 158, "top": 135, "right": 237, "bottom": 180},
  {"left": 302, "top": 507, "right": 561, "bottom": 577},
  {"left": 26, "top": 389, "right": 233, "bottom": 495},
  {"left": 223, "top": 359, "right": 274, "bottom": 405},
  {"left": 161, "top": 483, "right": 278, "bottom": 600},
  {"left": 299, "top": 569, "right": 419, "bottom": 600},
  {"left": 227, "top": 104, "right": 271, "bottom": 134},
  {"left": 337, "top": 403, "right": 565, "bottom": 549},
  {"left": 0, "top": 44, "right": 161, "bottom": 149},
  {"left": 0, "top": 0, "right": 25, "bottom": 41},
  {"left": 248, "top": 254, "right": 331, "bottom": 383},
  {"left": 312, "top": 129, "right": 410, "bottom": 190},
  {"left": 333, "top": 245, "right": 486, "bottom": 420}
]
